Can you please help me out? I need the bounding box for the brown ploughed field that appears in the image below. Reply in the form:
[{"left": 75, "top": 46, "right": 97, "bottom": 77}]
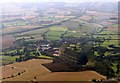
[
  {"left": 2, "top": 59, "right": 106, "bottom": 81},
  {"left": 0, "top": 66, "right": 25, "bottom": 79},
  {"left": 1, "top": 35, "right": 15, "bottom": 49}
]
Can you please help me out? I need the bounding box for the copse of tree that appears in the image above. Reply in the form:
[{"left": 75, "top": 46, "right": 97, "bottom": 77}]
[
  {"left": 95, "top": 61, "right": 115, "bottom": 78},
  {"left": 15, "top": 55, "right": 34, "bottom": 62},
  {"left": 94, "top": 46, "right": 108, "bottom": 56}
]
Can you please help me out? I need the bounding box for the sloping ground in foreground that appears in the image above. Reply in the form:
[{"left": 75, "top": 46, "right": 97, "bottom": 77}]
[
  {"left": 3, "top": 59, "right": 52, "bottom": 81},
  {"left": 2, "top": 59, "right": 106, "bottom": 81},
  {"left": 39, "top": 71, "right": 106, "bottom": 81}
]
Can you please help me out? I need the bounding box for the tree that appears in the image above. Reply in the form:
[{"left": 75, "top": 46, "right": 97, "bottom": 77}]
[
  {"left": 92, "top": 78, "right": 97, "bottom": 82},
  {"left": 95, "top": 61, "right": 114, "bottom": 77},
  {"left": 18, "top": 73, "right": 21, "bottom": 75}
]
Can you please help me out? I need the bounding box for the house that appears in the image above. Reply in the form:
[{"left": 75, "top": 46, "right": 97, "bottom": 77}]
[
  {"left": 40, "top": 43, "right": 60, "bottom": 56},
  {"left": 40, "top": 44, "right": 51, "bottom": 51}
]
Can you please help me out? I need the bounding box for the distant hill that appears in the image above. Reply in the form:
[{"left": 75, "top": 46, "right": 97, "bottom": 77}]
[{"left": 88, "top": 2, "right": 118, "bottom": 13}]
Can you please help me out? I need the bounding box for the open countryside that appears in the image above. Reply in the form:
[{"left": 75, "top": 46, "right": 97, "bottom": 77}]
[{"left": 1, "top": 1, "right": 120, "bottom": 82}]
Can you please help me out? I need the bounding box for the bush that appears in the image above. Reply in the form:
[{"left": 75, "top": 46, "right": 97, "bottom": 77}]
[{"left": 92, "top": 78, "right": 97, "bottom": 82}]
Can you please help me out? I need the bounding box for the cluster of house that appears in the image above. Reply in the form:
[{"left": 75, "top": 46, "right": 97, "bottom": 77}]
[
  {"left": 38, "top": 37, "right": 96, "bottom": 68},
  {"left": 39, "top": 44, "right": 60, "bottom": 56}
]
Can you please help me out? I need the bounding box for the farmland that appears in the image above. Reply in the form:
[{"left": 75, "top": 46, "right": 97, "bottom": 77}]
[
  {"left": 56, "top": 20, "right": 101, "bottom": 34},
  {"left": 97, "top": 30, "right": 115, "bottom": 34},
  {"left": 1, "top": 35, "right": 16, "bottom": 50},
  {"left": 3, "top": 21, "right": 28, "bottom": 27},
  {"left": 64, "top": 31, "right": 83, "bottom": 37},
  {"left": 50, "top": 27, "right": 68, "bottom": 31},
  {"left": 14, "top": 28, "right": 49, "bottom": 40},
  {"left": 45, "top": 27, "right": 68, "bottom": 41},
  {"left": 80, "top": 14, "right": 92, "bottom": 22},
  {"left": 46, "top": 31, "right": 64, "bottom": 36},
  {"left": 93, "top": 29, "right": 119, "bottom": 47},
  {"left": 0, "top": 56, "right": 19, "bottom": 66},
  {"left": 39, "top": 71, "right": 106, "bottom": 81},
  {"left": 3, "top": 59, "right": 106, "bottom": 81},
  {"left": 3, "top": 59, "right": 52, "bottom": 81},
  {"left": 1, "top": 66, "right": 25, "bottom": 80},
  {"left": 1, "top": 2, "right": 119, "bottom": 82},
  {"left": 2, "top": 25, "right": 42, "bottom": 35}
]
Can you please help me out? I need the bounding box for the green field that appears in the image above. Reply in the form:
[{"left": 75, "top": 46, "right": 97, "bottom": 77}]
[
  {"left": 45, "top": 36, "right": 61, "bottom": 41},
  {"left": 2, "top": 27, "right": 28, "bottom": 35},
  {"left": 55, "top": 20, "right": 100, "bottom": 34},
  {"left": 1, "top": 56, "right": 19, "bottom": 61},
  {"left": 97, "top": 30, "right": 115, "bottom": 34},
  {"left": 93, "top": 35, "right": 118, "bottom": 39},
  {"left": 64, "top": 31, "right": 83, "bottom": 37},
  {"left": 45, "top": 27, "right": 68, "bottom": 41},
  {"left": 50, "top": 27, "right": 68, "bottom": 31},
  {"left": 38, "top": 55, "right": 54, "bottom": 59},
  {"left": 101, "top": 40, "right": 119, "bottom": 47},
  {"left": 22, "top": 28, "right": 49, "bottom": 35},
  {"left": 0, "top": 56, "right": 19, "bottom": 65},
  {"left": 46, "top": 31, "right": 65, "bottom": 36},
  {"left": 3, "top": 21, "right": 28, "bottom": 27},
  {"left": 14, "top": 28, "right": 49, "bottom": 41}
]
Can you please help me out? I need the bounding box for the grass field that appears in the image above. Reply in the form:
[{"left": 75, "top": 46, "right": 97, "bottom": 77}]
[
  {"left": 97, "top": 30, "right": 115, "bottom": 34},
  {"left": 59, "top": 20, "right": 100, "bottom": 34},
  {"left": 93, "top": 35, "right": 118, "bottom": 39},
  {"left": 0, "top": 56, "right": 19, "bottom": 65},
  {"left": 2, "top": 27, "right": 28, "bottom": 35},
  {"left": 22, "top": 28, "right": 49, "bottom": 35},
  {"left": 93, "top": 29, "right": 119, "bottom": 47},
  {"left": 45, "top": 36, "right": 61, "bottom": 41},
  {"left": 46, "top": 31, "right": 64, "bottom": 36},
  {"left": 50, "top": 27, "right": 68, "bottom": 31},
  {"left": 14, "top": 28, "right": 49, "bottom": 41},
  {"left": 101, "top": 40, "right": 119, "bottom": 47},
  {"left": 64, "top": 31, "right": 82, "bottom": 37},
  {"left": 45, "top": 27, "right": 68, "bottom": 41},
  {"left": 38, "top": 55, "right": 54, "bottom": 59},
  {"left": 3, "top": 21, "right": 28, "bottom": 27}
]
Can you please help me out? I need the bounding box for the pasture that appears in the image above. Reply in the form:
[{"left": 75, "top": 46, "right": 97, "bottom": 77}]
[
  {"left": 0, "top": 56, "right": 19, "bottom": 66},
  {"left": 2, "top": 25, "right": 41, "bottom": 35},
  {"left": 50, "top": 27, "right": 68, "bottom": 31},
  {"left": 45, "top": 36, "right": 61, "bottom": 41},
  {"left": 97, "top": 30, "right": 115, "bottom": 34},
  {"left": 3, "top": 21, "right": 27, "bottom": 27},
  {"left": 14, "top": 28, "right": 49, "bottom": 41},
  {"left": 46, "top": 31, "right": 64, "bottom": 36},
  {"left": 93, "top": 29, "right": 119, "bottom": 47},
  {"left": 45, "top": 27, "right": 68, "bottom": 41},
  {"left": 56, "top": 20, "right": 100, "bottom": 34},
  {"left": 64, "top": 31, "right": 82, "bottom": 37}
]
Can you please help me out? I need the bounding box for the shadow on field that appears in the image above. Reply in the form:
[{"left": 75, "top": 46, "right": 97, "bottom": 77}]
[{"left": 42, "top": 62, "right": 73, "bottom": 72}]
